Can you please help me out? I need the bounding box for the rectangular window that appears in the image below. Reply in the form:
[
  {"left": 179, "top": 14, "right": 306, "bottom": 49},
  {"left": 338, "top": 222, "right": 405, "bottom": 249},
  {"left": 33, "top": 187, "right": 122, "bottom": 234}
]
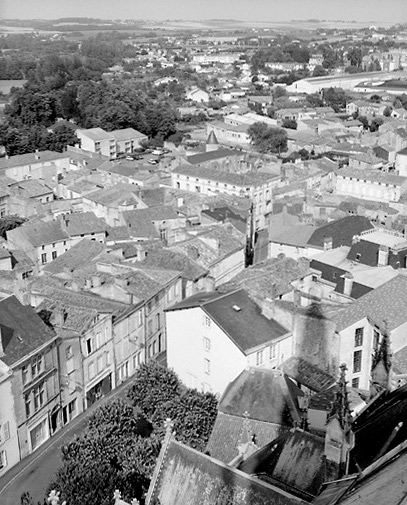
[
  {"left": 2, "top": 421, "right": 10, "bottom": 441},
  {"left": 86, "top": 338, "right": 93, "bottom": 355},
  {"left": 156, "top": 313, "right": 161, "bottom": 330},
  {"left": 95, "top": 332, "right": 102, "bottom": 349},
  {"left": 22, "top": 365, "right": 28, "bottom": 385},
  {"left": 88, "top": 361, "right": 95, "bottom": 379},
  {"left": 41, "top": 253, "right": 47, "bottom": 264},
  {"left": 203, "top": 316, "right": 211, "bottom": 327},
  {"left": 354, "top": 328, "right": 364, "bottom": 347},
  {"left": 31, "top": 355, "right": 43, "bottom": 378},
  {"left": 353, "top": 350, "right": 362, "bottom": 373},
  {"left": 68, "top": 399, "right": 77, "bottom": 420},
  {"left": 106, "top": 351, "right": 111, "bottom": 366},
  {"left": 0, "top": 451, "right": 7, "bottom": 470},
  {"left": 270, "top": 344, "right": 276, "bottom": 360},
  {"left": 148, "top": 320, "right": 153, "bottom": 336},
  {"left": 33, "top": 383, "right": 45, "bottom": 411},
  {"left": 204, "top": 358, "right": 211, "bottom": 374},
  {"left": 97, "top": 355, "right": 104, "bottom": 373},
  {"left": 352, "top": 378, "right": 359, "bottom": 388},
  {"left": 203, "top": 337, "right": 211, "bottom": 351},
  {"left": 256, "top": 350, "right": 264, "bottom": 366},
  {"left": 25, "top": 396, "right": 31, "bottom": 418},
  {"left": 52, "top": 251, "right": 57, "bottom": 260}
]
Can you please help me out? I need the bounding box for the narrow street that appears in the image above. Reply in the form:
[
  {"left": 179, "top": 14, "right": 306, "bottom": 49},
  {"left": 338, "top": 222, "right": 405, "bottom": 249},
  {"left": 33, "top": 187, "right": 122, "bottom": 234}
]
[{"left": 0, "top": 381, "right": 129, "bottom": 505}]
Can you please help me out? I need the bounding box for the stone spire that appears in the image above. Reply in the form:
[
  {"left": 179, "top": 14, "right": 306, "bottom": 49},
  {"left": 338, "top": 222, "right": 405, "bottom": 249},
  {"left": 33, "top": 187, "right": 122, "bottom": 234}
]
[
  {"left": 328, "top": 364, "right": 352, "bottom": 432},
  {"left": 206, "top": 130, "right": 219, "bottom": 152},
  {"left": 324, "top": 364, "right": 355, "bottom": 479}
]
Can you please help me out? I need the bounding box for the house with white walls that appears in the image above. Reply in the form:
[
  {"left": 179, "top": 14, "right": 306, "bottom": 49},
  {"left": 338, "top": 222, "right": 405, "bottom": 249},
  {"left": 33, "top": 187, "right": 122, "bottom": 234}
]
[{"left": 165, "top": 289, "right": 291, "bottom": 396}]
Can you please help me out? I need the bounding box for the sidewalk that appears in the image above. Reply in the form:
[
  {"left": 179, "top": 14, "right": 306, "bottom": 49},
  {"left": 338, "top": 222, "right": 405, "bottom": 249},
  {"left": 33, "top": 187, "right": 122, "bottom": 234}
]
[{"left": 0, "top": 379, "right": 130, "bottom": 500}]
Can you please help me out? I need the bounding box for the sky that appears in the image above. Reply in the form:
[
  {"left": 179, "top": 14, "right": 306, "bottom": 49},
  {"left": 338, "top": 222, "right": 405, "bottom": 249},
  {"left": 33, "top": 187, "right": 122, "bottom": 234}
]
[{"left": 1, "top": 0, "right": 406, "bottom": 24}]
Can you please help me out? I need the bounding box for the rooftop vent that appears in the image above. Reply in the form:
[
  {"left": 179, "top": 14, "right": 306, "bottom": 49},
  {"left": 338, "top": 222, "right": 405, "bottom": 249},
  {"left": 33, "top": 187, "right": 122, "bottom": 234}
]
[{"left": 233, "top": 305, "right": 241, "bottom": 312}]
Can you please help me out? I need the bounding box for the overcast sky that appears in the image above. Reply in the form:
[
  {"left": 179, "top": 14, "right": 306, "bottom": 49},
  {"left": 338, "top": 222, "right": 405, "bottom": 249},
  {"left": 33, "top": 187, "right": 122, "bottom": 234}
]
[{"left": 1, "top": 0, "right": 406, "bottom": 23}]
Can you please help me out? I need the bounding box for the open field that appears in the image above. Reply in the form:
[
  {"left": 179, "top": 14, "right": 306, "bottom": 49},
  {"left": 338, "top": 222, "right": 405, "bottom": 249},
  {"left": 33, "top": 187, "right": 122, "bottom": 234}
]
[{"left": 0, "top": 80, "right": 26, "bottom": 95}]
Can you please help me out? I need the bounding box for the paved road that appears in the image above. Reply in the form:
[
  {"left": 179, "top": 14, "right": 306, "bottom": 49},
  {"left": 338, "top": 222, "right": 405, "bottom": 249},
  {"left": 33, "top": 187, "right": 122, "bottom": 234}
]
[{"left": 0, "top": 381, "right": 129, "bottom": 505}]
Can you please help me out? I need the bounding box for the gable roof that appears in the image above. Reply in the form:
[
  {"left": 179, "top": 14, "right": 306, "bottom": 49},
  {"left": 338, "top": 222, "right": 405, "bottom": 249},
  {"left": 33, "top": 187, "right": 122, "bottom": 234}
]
[
  {"left": 0, "top": 151, "right": 69, "bottom": 170},
  {"left": 279, "top": 356, "right": 336, "bottom": 393},
  {"left": 332, "top": 274, "right": 407, "bottom": 332},
  {"left": 148, "top": 437, "right": 301, "bottom": 505},
  {"left": 307, "top": 216, "right": 374, "bottom": 249},
  {"left": 351, "top": 383, "right": 407, "bottom": 471},
  {"left": 7, "top": 219, "right": 69, "bottom": 247},
  {"left": 138, "top": 248, "right": 207, "bottom": 281},
  {"left": 219, "top": 368, "right": 303, "bottom": 424},
  {"left": 0, "top": 295, "right": 56, "bottom": 366},
  {"left": 206, "top": 412, "right": 288, "bottom": 464},
  {"left": 122, "top": 206, "right": 181, "bottom": 239},
  {"left": 168, "top": 289, "right": 289, "bottom": 353},
  {"left": 61, "top": 212, "right": 107, "bottom": 237},
  {"left": 186, "top": 148, "right": 240, "bottom": 165},
  {"left": 43, "top": 239, "right": 106, "bottom": 275},
  {"left": 238, "top": 428, "right": 327, "bottom": 500}
]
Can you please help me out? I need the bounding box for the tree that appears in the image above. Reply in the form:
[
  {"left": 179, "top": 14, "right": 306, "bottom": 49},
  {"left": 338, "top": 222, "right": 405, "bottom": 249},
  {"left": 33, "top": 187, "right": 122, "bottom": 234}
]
[
  {"left": 282, "top": 118, "right": 297, "bottom": 130},
  {"left": 49, "top": 399, "right": 156, "bottom": 505},
  {"left": 312, "top": 65, "right": 327, "bottom": 77},
  {"left": 126, "top": 361, "right": 182, "bottom": 419},
  {"left": 357, "top": 115, "right": 369, "bottom": 129},
  {"left": 370, "top": 117, "right": 384, "bottom": 132},
  {"left": 247, "top": 122, "right": 288, "bottom": 154},
  {"left": 0, "top": 215, "right": 27, "bottom": 239},
  {"left": 383, "top": 106, "right": 392, "bottom": 117}
]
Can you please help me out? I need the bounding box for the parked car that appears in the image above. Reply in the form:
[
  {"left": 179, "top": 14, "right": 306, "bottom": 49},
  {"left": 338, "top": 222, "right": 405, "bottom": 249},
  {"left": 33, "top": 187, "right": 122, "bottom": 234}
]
[{"left": 148, "top": 159, "right": 159, "bottom": 165}]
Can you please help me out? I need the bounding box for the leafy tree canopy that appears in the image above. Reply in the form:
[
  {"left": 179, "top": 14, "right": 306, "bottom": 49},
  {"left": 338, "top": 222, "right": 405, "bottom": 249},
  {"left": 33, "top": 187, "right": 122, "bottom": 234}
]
[{"left": 248, "top": 122, "right": 288, "bottom": 154}]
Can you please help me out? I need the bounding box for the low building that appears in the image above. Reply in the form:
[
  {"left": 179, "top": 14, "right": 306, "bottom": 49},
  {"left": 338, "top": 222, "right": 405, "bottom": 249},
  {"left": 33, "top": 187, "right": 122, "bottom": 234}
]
[{"left": 76, "top": 128, "right": 116, "bottom": 159}]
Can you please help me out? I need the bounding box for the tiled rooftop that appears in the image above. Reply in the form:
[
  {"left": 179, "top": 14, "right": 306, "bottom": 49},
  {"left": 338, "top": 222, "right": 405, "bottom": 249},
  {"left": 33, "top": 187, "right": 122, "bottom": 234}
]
[
  {"left": 332, "top": 274, "right": 407, "bottom": 331},
  {"left": 0, "top": 295, "right": 57, "bottom": 366}
]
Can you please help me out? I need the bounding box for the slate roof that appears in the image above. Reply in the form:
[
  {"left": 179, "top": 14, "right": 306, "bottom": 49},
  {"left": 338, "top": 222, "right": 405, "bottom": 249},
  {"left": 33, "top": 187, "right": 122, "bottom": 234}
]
[
  {"left": 238, "top": 428, "right": 327, "bottom": 500},
  {"left": 169, "top": 289, "right": 289, "bottom": 353},
  {"left": 186, "top": 148, "right": 240, "bottom": 165},
  {"left": 332, "top": 274, "right": 407, "bottom": 332},
  {"left": 279, "top": 356, "right": 336, "bottom": 393},
  {"left": 307, "top": 216, "right": 374, "bottom": 249},
  {"left": 206, "top": 412, "right": 288, "bottom": 464},
  {"left": 350, "top": 384, "right": 407, "bottom": 471},
  {"left": 43, "top": 239, "right": 106, "bottom": 275},
  {"left": 0, "top": 295, "right": 56, "bottom": 366},
  {"left": 7, "top": 219, "right": 69, "bottom": 247},
  {"left": 219, "top": 368, "right": 303, "bottom": 424},
  {"left": 338, "top": 445, "right": 407, "bottom": 505},
  {"left": 149, "top": 438, "right": 301, "bottom": 505}
]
